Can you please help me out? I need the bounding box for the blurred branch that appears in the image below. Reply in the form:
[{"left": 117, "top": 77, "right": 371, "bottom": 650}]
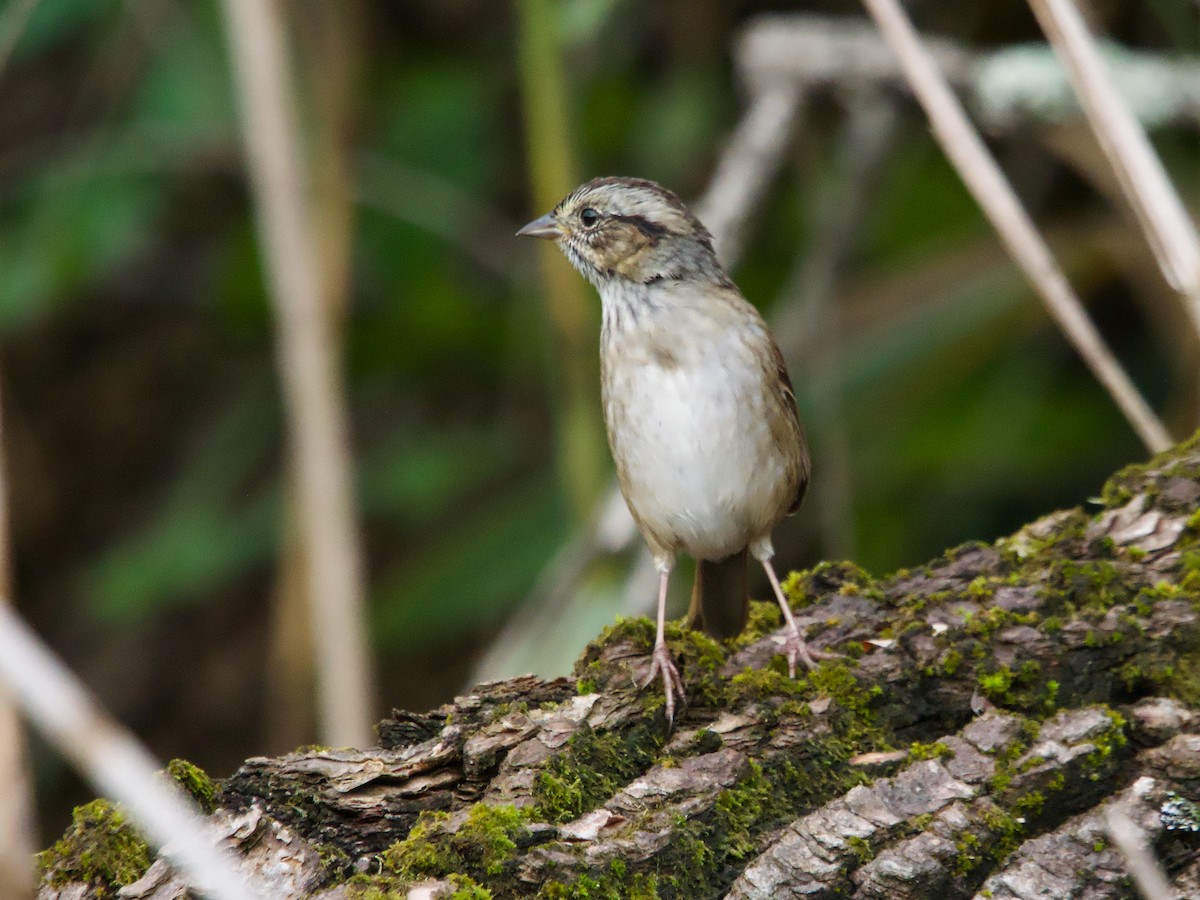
[
  {"left": 262, "top": 0, "right": 363, "bottom": 754},
  {"left": 0, "top": 683, "right": 32, "bottom": 900},
  {"left": 972, "top": 41, "right": 1200, "bottom": 131},
  {"left": 1027, "top": 0, "right": 1200, "bottom": 338},
  {"left": 1104, "top": 805, "right": 1174, "bottom": 900},
  {"left": 0, "top": 394, "right": 34, "bottom": 900},
  {"left": 516, "top": 0, "right": 608, "bottom": 524},
  {"left": 859, "top": 0, "right": 1173, "bottom": 454},
  {"left": 0, "top": 5, "right": 39, "bottom": 890},
  {"left": 738, "top": 14, "right": 973, "bottom": 92},
  {"left": 742, "top": 14, "right": 1200, "bottom": 131},
  {"left": 356, "top": 152, "right": 520, "bottom": 279},
  {"left": 0, "top": 0, "right": 37, "bottom": 76},
  {"left": 694, "top": 83, "right": 808, "bottom": 268},
  {"left": 217, "top": 0, "right": 374, "bottom": 747},
  {"left": 0, "top": 605, "right": 262, "bottom": 900}
]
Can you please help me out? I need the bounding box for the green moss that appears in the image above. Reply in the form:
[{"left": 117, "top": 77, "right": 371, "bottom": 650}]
[
  {"left": 800, "top": 560, "right": 878, "bottom": 601},
  {"left": 575, "top": 678, "right": 598, "bottom": 695},
  {"left": 909, "top": 741, "right": 954, "bottom": 761},
  {"left": 807, "top": 662, "right": 884, "bottom": 717},
  {"left": 344, "top": 875, "right": 407, "bottom": 900},
  {"left": 533, "top": 724, "right": 661, "bottom": 824},
  {"left": 967, "top": 576, "right": 995, "bottom": 600},
  {"left": 732, "top": 600, "right": 783, "bottom": 647},
  {"left": 726, "top": 665, "right": 807, "bottom": 709},
  {"left": 908, "top": 813, "right": 934, "bottom": 832},
  {"left": 1181, "top": 550, "right": 1200, "bottom": 592},
  {"left": 1081, "top": 709, "right": 1128, "bottom": 778},
  {"left": 975, "top": 661, "right": 1058, "bottom": 713},
  {"left": 537, "top": 862, "right": 658, "bottom": 899},
  {"left": 383, "top": 803, "right": 529, "bottom": 883},
  {"left": 712, "top": 761, "right": 773, "bottom": 860},
  {"left": 36, "top": 800, "right": 152, "bottom": 895},
  {"left": 940, "top": 648, "right": 963, "bottom": 676},
  {"left": 1157, "top": 651, "right": 1200, "bottom": 706},
  {"left": 1041, "top": 680, "right": 1060, "bottom": 712},
  {"left": 846, "top": 835, "right": 874, "bottom": 864},
  {"left": 987, "top": 771, "right": 1012, "bottom": 794},
  {"left": 1002, "top": 509, "right": 1091, "bottom": 563},
  {"left": 449, "top": 874, "right": 495, "bottom": 899},
  {"left": 573, "top": 616, "right": 725, "bottom": 711},
  {"left": 978, "top": 667, "right": 1014, "bottom": 701},
  {"left": 1012, "top": 790, "right": 1045, "bottom": 818},
  {"left": 345, "top": 873, "right": 492, "bottom": 900},
  {"left": 780, "top": 570, "right": 810, "bottom": 607},
  {"left": 1048, "top": 560, "right": 1130, "bottom": 612},
  {"left": 167, "top": 758, "right": 217, "bottom": 814},
  {"left": 1100, "top": 458, "right": 1157, "bottom": 507},
  {"left": 953, "top": 832, "right": 982, "bottom": 876},
  {"left": 667, "top": 699, "right": 891, "bottom": 896},
  {"left": 978, "top": 802, "right": 1025, "bottom": 863}
]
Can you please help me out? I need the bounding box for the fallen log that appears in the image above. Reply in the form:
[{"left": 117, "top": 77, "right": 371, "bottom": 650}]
[{"left": 37, "top": 435, "right": 1200, "bottom": 898}]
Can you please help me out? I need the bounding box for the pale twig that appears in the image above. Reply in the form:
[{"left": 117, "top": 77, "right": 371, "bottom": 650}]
[
  {"left": 695, "top": 84, "right": 808, "bottom": 268},
  {"left": 217, "top": 0, "right": 374, "bottom": 747},
  {"left": 0, "top": 605, "right": 262, "bottom": 900},
  {"left": 0, "top": 3, "right": 40, "bottom": 891},
  {"left": 0, "top": 427, "right": 34, "bottom": 898},
  {"left": 738, "top": 13, "right": 972, "bottom": 92},
  {"left": 356, "top": 153, "right": 520, "bottom": 279},
  {"left": 1104, "top": 805, "right": 1174, "bottom": 900},
  {"left": 1028, "top": 0, "right": 1200, "bottom": 338},
  {"left": 859, "top": 0, "right": 1173, "bottom": 454},
  {"left": 0, "top": 679, "right": 33, "bottom": 900},
  {"left": 740, "top": 14, "right": 1200, "bottom": 132}
]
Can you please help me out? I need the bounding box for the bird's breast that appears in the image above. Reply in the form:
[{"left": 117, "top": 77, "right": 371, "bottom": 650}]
[{"left": 600, "top": 301, "right": 798, "bottom": 562}]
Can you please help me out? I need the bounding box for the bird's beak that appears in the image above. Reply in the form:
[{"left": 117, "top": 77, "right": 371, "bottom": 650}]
[{"left": 516, "top": 212, "right": 562, "bottom": 240}]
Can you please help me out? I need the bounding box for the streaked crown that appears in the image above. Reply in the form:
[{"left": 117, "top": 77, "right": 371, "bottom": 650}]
[{"left": 518, "top": 176, "right": 726, "bottom": 288}]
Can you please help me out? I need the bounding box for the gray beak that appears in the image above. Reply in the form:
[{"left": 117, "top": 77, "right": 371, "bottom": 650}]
[{"left": 516, "top": 212, "right": 561, "bottom": 240}]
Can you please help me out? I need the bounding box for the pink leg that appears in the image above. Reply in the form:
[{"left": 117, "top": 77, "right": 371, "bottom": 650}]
[
  {"left": 761, "top": 557, "right": 837, "bottom": 677},
  {"left": 642, "top": 566, "right": 685, "bottom": 723}
]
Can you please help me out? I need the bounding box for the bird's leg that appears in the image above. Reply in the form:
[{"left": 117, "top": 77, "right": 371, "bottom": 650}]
[
  {"left": 760, "top": 556, "right": 838, "bottom": 677},
  {"left": 642, "top": 564, "right": 685, "bottom": 723}
]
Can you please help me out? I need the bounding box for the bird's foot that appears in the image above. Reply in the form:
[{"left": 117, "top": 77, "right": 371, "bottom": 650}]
[
  {"left": 642, "top": 639, "right": 686, "bottom": 724},
  {"left": 784, "top": 622, "right": 841, "bottom": 678}
]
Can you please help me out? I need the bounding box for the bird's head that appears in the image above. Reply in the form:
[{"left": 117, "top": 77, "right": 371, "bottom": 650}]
[{"left": 517, "top": 176, "right": 724, "bottom": 289}]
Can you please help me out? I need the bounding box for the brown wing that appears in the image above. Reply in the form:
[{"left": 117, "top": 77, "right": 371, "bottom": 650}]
[{"left": 769, "top": 340, "right": 811, "bottom": 515}]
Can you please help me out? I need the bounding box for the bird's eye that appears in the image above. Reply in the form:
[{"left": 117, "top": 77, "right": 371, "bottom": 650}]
[{"left": 580, "top": 207, "right": 600, "bottom": 228}]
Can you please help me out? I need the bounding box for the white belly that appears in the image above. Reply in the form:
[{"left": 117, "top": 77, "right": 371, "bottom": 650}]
[{"left": 603, "top": 326, "right": 792, "bottom": 562}]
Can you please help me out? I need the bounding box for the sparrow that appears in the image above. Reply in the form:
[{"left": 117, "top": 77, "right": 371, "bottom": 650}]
[{"left": 519, "top": 176, "right": 822, "bottom": 722}]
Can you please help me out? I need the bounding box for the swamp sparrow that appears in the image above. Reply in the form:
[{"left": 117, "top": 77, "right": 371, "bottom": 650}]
[{"left": 519, "top": 176, "right": 824, "bottom": 722}]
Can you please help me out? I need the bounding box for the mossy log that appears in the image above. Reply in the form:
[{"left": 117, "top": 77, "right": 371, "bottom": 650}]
[{"left": 38, "top": 436, "right": 1200, "bottom": 899}]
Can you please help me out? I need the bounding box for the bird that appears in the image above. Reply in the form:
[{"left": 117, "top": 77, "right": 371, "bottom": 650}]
[{"left": 518, "top": 176, "right": 825, "bottom": 722}]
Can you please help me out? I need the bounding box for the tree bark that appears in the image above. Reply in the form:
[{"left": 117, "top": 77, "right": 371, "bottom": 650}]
[{"left": 38, "top": 435, "right": 1200, "bottom": 899}]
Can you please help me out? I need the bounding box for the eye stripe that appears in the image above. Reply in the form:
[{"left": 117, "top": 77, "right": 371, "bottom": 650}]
[{"left": 611, "top": 214, "right": 669, "bottom": 240}]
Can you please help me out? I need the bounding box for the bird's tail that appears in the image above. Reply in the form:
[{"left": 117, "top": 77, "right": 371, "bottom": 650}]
[{"left": 686, "top": 547, "right": 750, "bottom": 640}]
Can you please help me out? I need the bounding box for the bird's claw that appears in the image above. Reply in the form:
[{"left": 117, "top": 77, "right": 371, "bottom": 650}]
[
  {"left": 643, "top": 640, "right": 685, "bottom": 724},
  {"left": 784, "top": 623, "right": 841, "bottom": 678}
]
